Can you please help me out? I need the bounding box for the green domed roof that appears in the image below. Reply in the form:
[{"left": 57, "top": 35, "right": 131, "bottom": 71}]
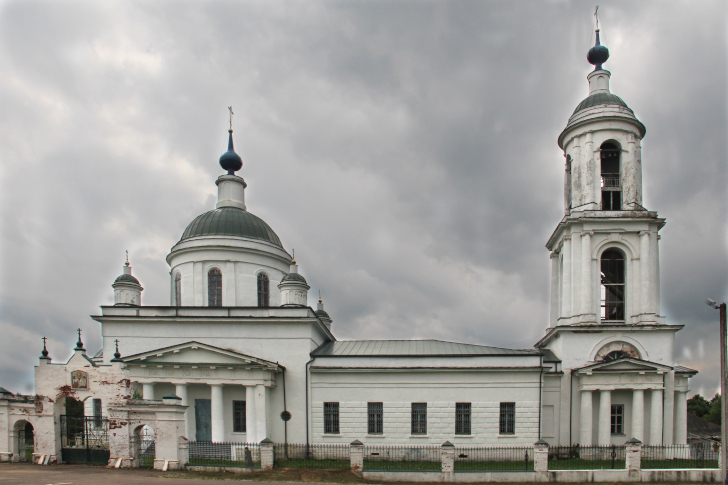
[
  {"left": 114, "top": 273, "right": 140, "bottom": 285},
  {"left": 180, "top": 207, "right": 283, "bottom": 248},
  {"left": 573, "top": 92, "right": 631, "bottom": 115},
  {"left": 281, "top": 272, "right": 307, "bottom": 284}
]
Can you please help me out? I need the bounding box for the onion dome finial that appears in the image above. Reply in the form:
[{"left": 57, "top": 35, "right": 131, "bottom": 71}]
[
  {"left": 587, "top": 7, "right": 609, "bottom": 70},
  {"left": 40, "top": 336, "right": 50, "bottom": 360},
  {"left": 75, "top": 328, "right": 85, "bottom": 351},
  {"left": 219, "top": 107, "right": 243, "bottom": 175},
  {"left": 110, "top": 339, "right": 123, "bottom": 363}
]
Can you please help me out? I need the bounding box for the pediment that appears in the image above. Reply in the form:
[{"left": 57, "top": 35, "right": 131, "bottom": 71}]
[
  {"left": 123, "top": 341, "right": 281, "bottom": 370},
  {"left": 576, "top": 357, "right": 672, "bottom": 374}
]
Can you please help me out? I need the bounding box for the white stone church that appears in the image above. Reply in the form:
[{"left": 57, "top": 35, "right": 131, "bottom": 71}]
[{"left": 0, "top": 27, "right": 696, "bottom": 464}]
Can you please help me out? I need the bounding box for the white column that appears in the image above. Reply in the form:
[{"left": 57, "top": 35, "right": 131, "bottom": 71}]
[
  {"left": 632, "top": 389, "right": 644, "bottom": 442},
  {"left": 176, "top": 383, "right": 189, "bottom": 439},
  {"left": 255, "top": 384, "right": 268, "bottom": 441},
  {"left": 640, "top": 231, "right": 651, "bottom": 315},
  {"left": 674, "top": 391, "right": 688, "bottom": 445},
  {"left": 246, "top": 386, "right": 257, "bottom": 443},
  {"left": 598, "top": 390, "right": 612, "bottom": 445},
  {"left": 562, "top": 237, "right": 572, "bottom": 319},
  {"left": 650, "top": 389, "right": 663, "bottom": 444},
  {"left": 142, "top": 383, "right": 155, "bottom": 400},
  {"left": 211, "top": 384, "right": 224, "bottom": 442},
  {"left": 580, "top": 390, "right": 593, "bottom": 445},
  {"left": 550, "top": 252, "right": 560, "bottom": 326},
  {"left": 582, "top": 232, "right": 592, "bottom": 318}
]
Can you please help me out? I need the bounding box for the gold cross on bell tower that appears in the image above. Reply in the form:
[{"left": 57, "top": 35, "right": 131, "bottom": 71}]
[{"left": 228, "top": 106, "right": 234, "bottom": 132}]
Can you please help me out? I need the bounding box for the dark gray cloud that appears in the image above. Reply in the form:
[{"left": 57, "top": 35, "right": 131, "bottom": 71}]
[{"left": 0, "top": 0, "right": 725, "bottom": 396}]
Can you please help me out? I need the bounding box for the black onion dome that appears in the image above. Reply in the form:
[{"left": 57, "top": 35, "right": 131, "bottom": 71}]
[
  {"left": 587, "top": 30, "right": 609, "bottom": 69},
  {"left": 281, "top": 272, "right": 308, "bottom": 284},
  {"left": 219, "top": 131, "right": 243, "bottom": 174},
  {"left": 572, "top": 92, "right": 631, "bottom": 115},
  {"left": 180, "top": 207, "right": 283, "bottom": 248},
  {"left": 115, "top": 273, "right": 141, "bottom": 285}
]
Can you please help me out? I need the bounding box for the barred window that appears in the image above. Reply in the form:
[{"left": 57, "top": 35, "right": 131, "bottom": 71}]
[
  {"left": 233, "top": 400, "right": 246, "bottom": 433},
  {"left": 257, "top": 272, "right": 270, "bottom": 307},
  {"left": 600, "top": 249, "right": 625, "bottom": 322},
  {"left": 611, "top": 404, "right": 624, "bottom": 435},
  {"left": 455, "top": 402, "right": 471, "bottom": 435},
  {"left": 499, "top": 402, "right": 515, "bottom": 435},
  {"left": 208, "top": 268, "right": 222, "bottom": 307},
  {"left": 324, "top": 402, "right": 339, "bottom": 434},
  {"left": 174, "top": 273, "right": 182, "bottom": 306},
  {"left": 93, "top": 398, "right": 102, "bottom": 427},
  {"left": 411, "top": 403, "right": 427, "bottom": 435},
  {"left": 368, "top": 402, "right": 383, "bottom": 435}
]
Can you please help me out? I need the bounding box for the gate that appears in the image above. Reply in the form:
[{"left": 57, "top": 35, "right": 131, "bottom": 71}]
[
  {"left": 18, "top": 423, "right": 33, "bottom": 462},
  {"left": 60, "top": 415, "right": 110, "bottom": 464},
  {"left": 138, "top": 425, "right": 155, "bottom": 468}
]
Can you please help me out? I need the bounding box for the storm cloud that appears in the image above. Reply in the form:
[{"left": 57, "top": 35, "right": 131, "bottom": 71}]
[{"left": 0, "top": 1, "right": 725, "bottom": 397}]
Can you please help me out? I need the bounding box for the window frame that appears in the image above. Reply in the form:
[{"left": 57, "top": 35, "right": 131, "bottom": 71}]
[
  {"left": 367, "top": 402, "right": 383, "bottom": 435},
  {"left": 257, "top": 272, "right": 270, "bottom": 307},
  {"left": 455, "top": 402, "right": 471, "bottom": 435},
  {"left": 600, "top": 141, "right": 622, "bottom": 211},
  {"left": 611, "top": 404, "right": 625, "bottom": 435},
  {"left": 499, "top": 402, "right": 515, "bottom": 435},
  {"left": 600, "top": 249, "right": 626, "bottom": 322},
  {"left": 174, "top": 272, "right": 182, "bottom": 307},
  {"left": 208, "top": 267, "right": 223, "bottom": 307},
  {"left": 411, "top": 402, "right": 427, "bottom": 435},
  {"left": 324, "top": 402, "right": 339, "bottom": 434},
  {"left": 233, "top": 400, "right": 246, "bottom": 433}
]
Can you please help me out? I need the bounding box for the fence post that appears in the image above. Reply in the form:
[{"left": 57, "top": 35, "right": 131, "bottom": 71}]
[
  {"left": 625, "top": 437, "right": 642, "bottom": 475},
  {"left": 533, "top": 439, "right": 549, "bottom": 472},
  {"left": 260, "top": 438, "right": 274, "bottom": 471},
  {"left": 177, "top": 436, "right": 189, "bottom": 468},
  {"left": 441, "top": 441, "right": 455, "bottom": 480},
  {"left": 350, "top": 440, "right": 364, "bottom": 474}
]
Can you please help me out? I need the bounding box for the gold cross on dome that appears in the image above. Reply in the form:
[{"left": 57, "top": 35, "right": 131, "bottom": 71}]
[{"left": 228, "top": 106, "right": 234, "bottom": 131}]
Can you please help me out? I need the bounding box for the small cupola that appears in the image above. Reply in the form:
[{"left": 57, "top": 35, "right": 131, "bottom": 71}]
[
  {"left": 112, "top": 254, "right": 143, "bottom": 306},
  {"left": 315, "top": 295, "right": 333, "bottom": 330},
  {"left": 278, "top": 255, "right": 310, "bottom": 307}
]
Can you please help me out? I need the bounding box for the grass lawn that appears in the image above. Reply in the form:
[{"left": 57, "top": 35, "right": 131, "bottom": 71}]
[
  {"left": 188, "top": 457, "right": 260, "bottom": 467},
  {"left": 454, "top": 460, "right": 534, "bottom": 471},
  {"left": 363, "top": 460, "right": 441, "bottom": 471},
  {"left": 641, "top": 459, "right": 719, "bottom": 469},
  {"left": 548, "top": 458, "right": 625, "bottom": 470},
  {"left": 274, "top": 459, "right": 349, "bottom": 469}
]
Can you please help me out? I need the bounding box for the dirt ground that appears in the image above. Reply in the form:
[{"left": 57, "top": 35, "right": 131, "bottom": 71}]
[{"left": 0, "top": 462, "right": 705, "bottom": 485}]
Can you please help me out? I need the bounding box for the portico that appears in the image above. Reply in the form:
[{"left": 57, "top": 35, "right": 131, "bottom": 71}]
[
  {"left": 123, "top": 341, "right": 281, "bottom": 442},
  {"left": 575, "top": 358, "right": 696, "bottom": 446}
]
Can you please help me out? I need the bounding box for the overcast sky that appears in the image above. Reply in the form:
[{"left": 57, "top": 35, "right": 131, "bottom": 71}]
[{"left": 0, "top": 1, "right": 725, "bottom": 397}]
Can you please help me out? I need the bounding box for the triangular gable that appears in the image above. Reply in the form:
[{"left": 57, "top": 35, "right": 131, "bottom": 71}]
[
  {"left": 576, "top": 357, "right": 672, "bottom": 374},
  {"left": 67, "top": 351, "right": 97, "bottom": 367},
  {"left": 123, "top": 341, "right": 281, "bottom": 371}
]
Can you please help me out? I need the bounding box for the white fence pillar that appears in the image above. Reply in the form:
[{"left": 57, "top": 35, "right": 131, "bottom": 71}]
[
  {"left": 260, "top": 438, "right": 274, "bottom": 471},
  {"left": 625, "top": 437, "right": 642, "bottom": 473},
  {"left": 533, "top": 439, "right": 549, "bottom": 472},
  {"left": 350, "top": 440, "right": 364, "bottom": 474}
]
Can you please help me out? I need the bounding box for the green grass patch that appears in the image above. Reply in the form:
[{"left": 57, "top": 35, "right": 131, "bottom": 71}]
[
  {"left": 275, "top": 459, "right": 349, "bottom": 469},
  {"left": 363, "top": 460, "right": 441, "bottom": 471},
  {"left": 189, "top": 457, "right": 261, "bottom": 468},
  {"left": 548, "top": 458, "right": 625, "bottom": 470},
  {"left": 455, "top": 460, "right": 534, "bottom": 471}
]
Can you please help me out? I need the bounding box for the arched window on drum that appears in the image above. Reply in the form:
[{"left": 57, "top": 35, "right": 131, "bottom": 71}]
[
  {"left": 208, "top": 268, "right": 222, "bottom": 307},
  {"left": 600, "top": 249, "right": 625, "bottom": 322},
  {"left": 174, "top": 273, "right": 181, "bottom": 307},
  {"left": 257, "top": 272, "right": 270, "bottom": 307}
]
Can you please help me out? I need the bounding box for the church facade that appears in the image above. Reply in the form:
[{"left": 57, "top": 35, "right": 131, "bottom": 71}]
[{"left": 0, "top": 28, "right": 696, "bottom": 464}]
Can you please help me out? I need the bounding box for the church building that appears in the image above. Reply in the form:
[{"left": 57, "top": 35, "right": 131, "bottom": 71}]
[{"left": 0, "top": 25, "right": 695, "bottom": 465}]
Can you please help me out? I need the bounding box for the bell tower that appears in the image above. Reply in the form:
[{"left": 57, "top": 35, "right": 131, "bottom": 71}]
[{"left": 547, "top": 26, "right": 665, "bottom": 327}]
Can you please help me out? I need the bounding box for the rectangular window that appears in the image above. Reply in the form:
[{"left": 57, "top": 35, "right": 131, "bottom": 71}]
[
  {"left": 499, "top": 402, "right": 515, "bottom": 435},
  {"left": 411, "top": 403, "right": 427, "bottom": 435},
  {"left": 455, "top": 403, "right": 471, "bottom": 435},
  {"left": 324, "top": 402, "right": 339, "bottom": 434},
  {"left": 93, "top": 398, "right": 102, "bottom": 426},
  {"left": 611, "top": 404, "right": 624, "bottom": 435},
  {"left": 368, "top": 402, "right": 383, "bottom": 435},
  {"left": 233, "top": 400, "right": 246, "bottom": 433}
]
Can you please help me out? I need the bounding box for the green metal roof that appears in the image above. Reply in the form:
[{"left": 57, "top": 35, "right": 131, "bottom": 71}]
[
  {"left": 281, "top": 272, "right": 307, "bottom": 284},
  {"left": 180, "top": 207, "right": 283, "bottom": 248},
  {"left": 312, "top": 340, "right": 540, "bottom": 357},
  {"left": 573, "top": 92, "right": 631, "bottom": 115},
  {"left": 114, "top": 273, "right": 141, "bottom": 285}
]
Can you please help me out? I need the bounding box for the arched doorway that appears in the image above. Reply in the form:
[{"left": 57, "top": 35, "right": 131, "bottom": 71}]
[
  {"left": 13, "top": 421, "right": 33, "bottom": 462},
  {"left": 60, "top": 396, "right": 110, "bottom": 464},
  {"left": 132, "top": 425, "right": 155, "bottom": 468}
]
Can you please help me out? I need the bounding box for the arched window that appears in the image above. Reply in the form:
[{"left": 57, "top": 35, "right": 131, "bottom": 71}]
[
  {"left": 208, "top": 268, "right": 222, "bottom": 307},
  {"left": 600, "top": 249, "right": 625, "bottom": 322},
  {"left": 600, "top": 141, "right": 621, "bottom": 210},
  {"left": 564, "top": 155, "right": 572, "bottom": 211},
  {"left": 174, "top": 273, "right": 181, "bottom": 307},
  {"left": 257, "top": 272, "right": 270, "bottom": 307}
]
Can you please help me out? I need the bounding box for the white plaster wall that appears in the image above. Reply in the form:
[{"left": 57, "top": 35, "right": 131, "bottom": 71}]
[{"left": 310, "top": 369, "right": 541, "bottom": 445}]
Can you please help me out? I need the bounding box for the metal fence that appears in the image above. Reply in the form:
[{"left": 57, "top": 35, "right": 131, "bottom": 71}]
[
  {"left": 138, "top": 425, "right": 155, "bottom": 468},
  {"left": 455, "top": 446, "right": 533, "bottom": 472},
  {"left": 642, "top": 442, "right": 720, "bottom": 469},
  {"left": 273, "top": 443, "right": 349, "bottom": 469},
  {"left": 188, "top": 441, "right": 260, "bottom": 467},
  {"left": 363, "top": 444, "right": 441, "bottom": 471},
  {"left": 548, "top": 445, "right": 626, "bottom": 470}
]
